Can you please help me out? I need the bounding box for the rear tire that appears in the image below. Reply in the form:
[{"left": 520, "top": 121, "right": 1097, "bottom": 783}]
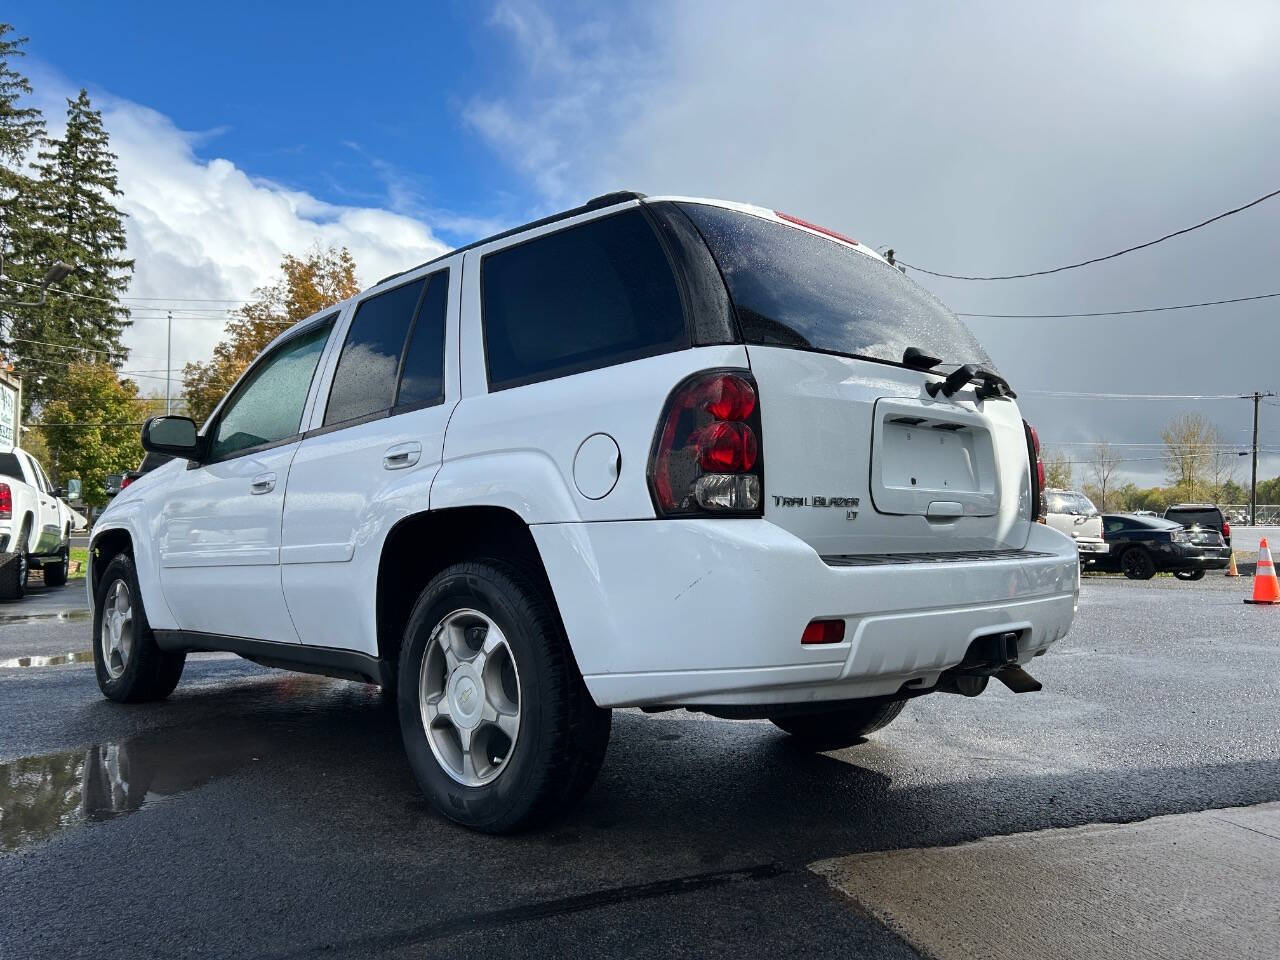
[
  {"left": 0, "top": 518, "right": 31, "bottom": 600},
  {"left": 1120, "top": 548, "right": 1156, "bottom": 580},
  {"left": 93, "top": 554, "right": 186, "bottom": 702},
  {"left": 43, "top": 546, "right": 70, "bottom": 587},
  {"left": 771, "top": 699, "right": 907, "bottom": 749},
  {"left": 398, "top": 560, "right": 611, "bottom": 833},
  {"left": 1174, "top": 568, "right": 1206, "bottom": 581}
]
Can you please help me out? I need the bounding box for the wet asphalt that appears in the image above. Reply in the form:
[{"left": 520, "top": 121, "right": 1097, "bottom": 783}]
[{"left": 1, "top": 574, "right": 1277, "bottom": 959}]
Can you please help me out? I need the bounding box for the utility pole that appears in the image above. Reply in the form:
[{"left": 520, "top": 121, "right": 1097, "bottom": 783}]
[
  {"left": 165, "top": 310, "right": 172, "bottom": 415},
  {"left": 1247, "top": 391, "right": 1277, "bottom": 526}
]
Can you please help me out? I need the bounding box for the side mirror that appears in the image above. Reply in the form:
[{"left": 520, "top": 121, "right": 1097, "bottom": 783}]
[
  {"left": 67, "top": 478, "right": 81, "bottom": 501},
  {"left": 142, "top": 416, "right": 200, "bottom": 460},
  {"left": 54, "top": 486, "right": 67, "bottom": 499}
]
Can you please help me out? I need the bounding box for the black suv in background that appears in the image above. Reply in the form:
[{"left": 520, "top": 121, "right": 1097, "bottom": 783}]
[
  {"left": 1099, "top": 513, "right": 1231, "bottom": 580},
  {"left": 1163, "top": 503, "right": 1231, "bottom": 548}
]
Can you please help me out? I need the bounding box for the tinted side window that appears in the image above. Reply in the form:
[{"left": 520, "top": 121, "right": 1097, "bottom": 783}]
[
  {"left": 481, "top": 209, "right": 687, "bottom": 390},
  {"left": 395, "top": 270, "right": 449, "bottom": 410},
  {"left": 210, "top": 323, "right": 331, "bottom": 460},
  {"left": 325, "top": 278, "right": 426, "bottom": 426}
]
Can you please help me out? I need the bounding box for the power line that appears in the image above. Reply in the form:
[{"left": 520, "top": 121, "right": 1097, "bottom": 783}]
[
  {"left": 901, "top": 185, "right": 1280, "bottom": 280},
  {"left": 1022, "top": 389, "right": 1248, "bottom": 400},
  {"left": 956, "top": 291, "right": 1280, "bottom": 319},
  {"left": 0, "top": 275, "right": 248, "bottom": 307}
]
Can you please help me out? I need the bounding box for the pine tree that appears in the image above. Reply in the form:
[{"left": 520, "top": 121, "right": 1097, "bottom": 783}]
[
  {"left": 0, "top": 22, "right": 49, "bottom": 375},
  {"left": 6, "top": 88, "right": 133, "bottom": 415}
]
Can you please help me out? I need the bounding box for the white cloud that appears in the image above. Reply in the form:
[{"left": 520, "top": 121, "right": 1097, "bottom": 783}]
[{"left": 29, "top": 71, "right": 450, "bottom": 388}]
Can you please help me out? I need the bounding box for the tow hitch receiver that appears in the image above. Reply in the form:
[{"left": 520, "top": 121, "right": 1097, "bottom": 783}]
[{"left": 934, "top": 631, "right": 1042, "bottom": 697}]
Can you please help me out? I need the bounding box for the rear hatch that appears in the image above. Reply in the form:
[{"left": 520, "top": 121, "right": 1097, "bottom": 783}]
[{"left": 679, "top": 201, "right": 1034, "bottom": 557}]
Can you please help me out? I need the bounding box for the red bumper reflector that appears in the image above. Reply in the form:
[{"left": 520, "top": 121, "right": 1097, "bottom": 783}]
[{"left": 801, "top": 619, "right": 846, "bottom": 645}]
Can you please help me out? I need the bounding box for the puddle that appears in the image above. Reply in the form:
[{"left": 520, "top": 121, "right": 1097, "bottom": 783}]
[
  {"left": 0, "top": 608, "right": 91, "bottom": 626},
  {"left": 0, "top": 651, "right": 96, "bottom": 669},
  {"left": 0, "top": 729, "right": 269, "bottom": 853}
]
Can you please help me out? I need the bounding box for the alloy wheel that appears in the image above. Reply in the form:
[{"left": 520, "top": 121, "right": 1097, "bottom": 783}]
[
  {"left": 100, "top": 579, "right": 134, "bottom": 679},
  {"left": 418, "top": 608, "right": 522, "bottom": 787}
]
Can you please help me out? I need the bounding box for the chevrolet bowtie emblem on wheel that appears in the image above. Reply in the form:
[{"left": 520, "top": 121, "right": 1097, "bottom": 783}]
[{"left": 772, "top": 496, "right": 860, "bottom": 520}]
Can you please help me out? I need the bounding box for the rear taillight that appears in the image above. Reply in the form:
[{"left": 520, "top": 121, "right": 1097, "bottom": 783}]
[
  {"left": 0, "top": 483, "right": 10, "bottom": 520},
  {"left": 1023, "top": 420, "right": 1044, "bottom": 521},
  {"left": 648, "top": 369, "right": 764, "bottom": 517},
  {"left": 121, "top": 475, "right": 134, "bottom": 489},
  {"left": 1222, "top": 520, "right": 1231, "bottom": 540}
]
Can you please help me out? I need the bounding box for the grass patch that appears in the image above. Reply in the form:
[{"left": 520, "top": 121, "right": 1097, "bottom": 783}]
[{"left": 70, "top": 546, "right": 89, "bottom": 580}]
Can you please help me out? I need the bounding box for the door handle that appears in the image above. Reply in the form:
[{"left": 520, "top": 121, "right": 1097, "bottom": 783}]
[
  {"left": 383, "top": 442, "right": 422, "bottom": 470},
  {"left": 250, "top": 472, "right": 276, "bottom": 494}
]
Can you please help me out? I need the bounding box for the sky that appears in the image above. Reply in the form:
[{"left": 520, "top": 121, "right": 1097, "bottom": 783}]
[{"left": 10, "top": 0, "right": 1280, "bottom": 488}]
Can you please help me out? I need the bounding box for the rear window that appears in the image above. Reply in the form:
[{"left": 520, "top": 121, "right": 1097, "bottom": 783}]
[
  {"left": 1045, "top": 491, "right": 1098, "bottom": 516},
  {"left": 1130, "top": 515, "right": 1181, "bottom": 530},
  {"left": 679, "top": 203, "right": 992, "bottom": 369},
  {"left": 0, "top": 452, "right": 24, "bottom": 482},
  {"left": 1164, "top": 508, "right": 1221, "bottom": 527},
  {"left": 481, "top": 209, "right": 688, "bottom": 390}
]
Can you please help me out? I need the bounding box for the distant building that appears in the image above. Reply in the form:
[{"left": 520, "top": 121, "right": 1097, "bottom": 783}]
[{"left": 0, "top": 367, "right": 20, "bottom": 448}]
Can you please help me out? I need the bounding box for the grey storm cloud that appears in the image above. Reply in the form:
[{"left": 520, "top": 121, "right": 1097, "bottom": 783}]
[{"left": 471, "top": 0, "right": 1280, "bottom": 486}]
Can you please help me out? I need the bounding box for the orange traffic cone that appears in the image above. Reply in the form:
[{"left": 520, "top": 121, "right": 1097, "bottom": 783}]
[
  {"left": 1244, "top": 538, "right": 1280, "bottom": 605},
  {"left": 1226, "top": 551, "right": 1240, "bottom": 577}
]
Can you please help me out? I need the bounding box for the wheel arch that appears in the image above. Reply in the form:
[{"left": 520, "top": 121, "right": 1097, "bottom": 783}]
[{"left": 374, "top": 505, "right": 567, "bottom": 673}]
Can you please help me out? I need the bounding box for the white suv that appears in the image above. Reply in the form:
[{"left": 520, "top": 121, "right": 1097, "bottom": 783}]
[{"left": 89, "top": 193, "right": 1079, "bottom": 831}]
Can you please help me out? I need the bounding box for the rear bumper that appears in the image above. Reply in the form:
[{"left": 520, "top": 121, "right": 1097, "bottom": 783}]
[
  {"left": 533, "top": 519, "right": 1079, "bottom": 708},
  {"left": 1166, "top": 545, "right": 1232, "bottom": 570}
]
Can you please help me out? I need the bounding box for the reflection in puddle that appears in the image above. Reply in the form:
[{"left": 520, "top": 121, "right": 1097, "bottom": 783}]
[
  {"left": 0, "top": 608, "right": 92, "bottom": 625},
  {"left": 0, "top": 730, "right": 268, "bottom": 853},
  {"left": 0, "top": 651, "right": 96, "bottom": 669}
]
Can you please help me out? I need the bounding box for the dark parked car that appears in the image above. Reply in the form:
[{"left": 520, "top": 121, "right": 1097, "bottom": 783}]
[
  {"left": 1097, "top": 513, "right": 1231, "bottom": 580},
  {"left": 1163, "top": 503, "right": 1231, "bottom": 548},
  {"left": 113, "top": 451, "right": 175, "bottom": 496}
]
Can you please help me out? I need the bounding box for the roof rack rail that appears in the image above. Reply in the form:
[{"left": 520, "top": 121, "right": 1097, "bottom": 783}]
[{"left": 373, "top": 190, "right": 647, "bottom": 287}]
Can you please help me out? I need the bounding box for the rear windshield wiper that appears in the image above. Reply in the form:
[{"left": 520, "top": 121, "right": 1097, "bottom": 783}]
[
  {"left": 924, "top": 363, "right": 1017, "bottom": 401},
  {"left": 902, "top": 346, "right": 943, "bottom": 371}
]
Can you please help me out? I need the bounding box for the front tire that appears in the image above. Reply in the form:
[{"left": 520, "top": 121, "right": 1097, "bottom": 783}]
[
  {"left": 92, "top": 554, "right": 186, "bottom": 702},
  {"left": 398, "top": 560, "right": 610, "bottom": 833},
  {"left": 771, "top": 699, "right": 907, "bottom": 749},
  {"left": 1121, "top": 548, "right": 1156, "bottom": 580}
]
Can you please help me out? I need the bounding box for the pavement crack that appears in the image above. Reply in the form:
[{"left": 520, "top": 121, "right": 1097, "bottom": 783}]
[
  {"left": 1210, "top": 815, "right": 1280, "bottom": 844},
  {"left": 259, "top": 861, "right": 791, "bottom": 958}
]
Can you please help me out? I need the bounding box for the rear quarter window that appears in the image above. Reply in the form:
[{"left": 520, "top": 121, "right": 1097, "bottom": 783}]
[
  {"left": 0, "top": 452, "right": 24, "bottom": 482},
  {"left": 481, "top": 209, "right": 688, "bottom": 390}
]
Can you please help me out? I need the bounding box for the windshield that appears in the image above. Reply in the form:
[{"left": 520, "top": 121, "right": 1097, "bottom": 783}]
[
  {"left": 679, "top": 203, "right": 993, "bottom": 369},
  {"left": 1045, "top": 491, "right": 1098, "bottom": 516}
]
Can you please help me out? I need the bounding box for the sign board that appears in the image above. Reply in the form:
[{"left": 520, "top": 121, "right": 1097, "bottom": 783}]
[{"left": 0, "top": 381, "right": 15, "bottom": 448}]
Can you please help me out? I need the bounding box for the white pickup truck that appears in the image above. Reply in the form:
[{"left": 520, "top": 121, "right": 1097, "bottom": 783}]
[{"left": 1, "top": 445, "right": 75, "bottom": 599}]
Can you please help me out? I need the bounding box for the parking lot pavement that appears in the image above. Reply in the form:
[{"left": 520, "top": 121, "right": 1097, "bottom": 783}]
[{"left": 2, "top": 576, "right": 1278, "bottom": 959}]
